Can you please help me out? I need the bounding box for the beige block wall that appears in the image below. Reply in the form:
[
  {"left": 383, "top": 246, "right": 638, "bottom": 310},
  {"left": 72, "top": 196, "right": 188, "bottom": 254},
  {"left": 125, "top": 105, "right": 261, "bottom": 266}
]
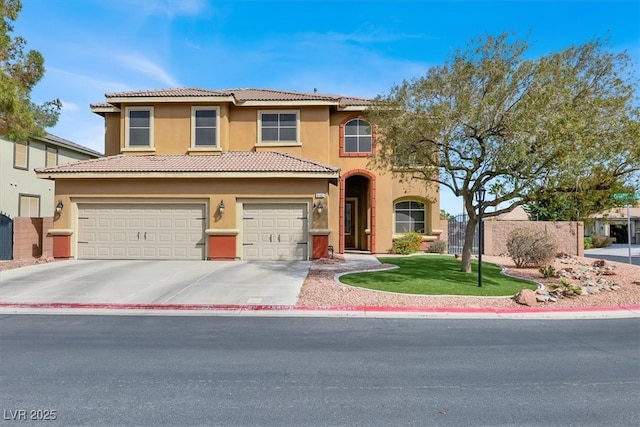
[{"left": 483, "top": 221, "right": 584, "bottom": 257}]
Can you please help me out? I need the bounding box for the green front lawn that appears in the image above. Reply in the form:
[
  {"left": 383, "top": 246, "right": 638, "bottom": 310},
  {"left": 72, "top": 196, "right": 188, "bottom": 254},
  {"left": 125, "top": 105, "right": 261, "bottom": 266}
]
[{"left": 339, "top": 255, "right": 537, "bottom": 296}]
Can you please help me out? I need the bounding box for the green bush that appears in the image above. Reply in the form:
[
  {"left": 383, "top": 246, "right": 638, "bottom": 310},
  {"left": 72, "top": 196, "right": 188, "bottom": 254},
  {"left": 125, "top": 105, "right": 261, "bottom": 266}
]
[
  {"left": 506, "top": 228, "right": 557, "bottom": 268},
  {"left": 393, "top": 232, "right": 423, "bottom": 255},
  {"left": 592, "top": 234, "right": 613, "bottom": 248},
  {"left": 538, "top": 265, "right": 558, "bottom": 278},
  {"left": 584, "top": 236, "right": 593, "bottom": 249},
  {"left": 426, "top": 239, "right": 447, "bottom": 254}
]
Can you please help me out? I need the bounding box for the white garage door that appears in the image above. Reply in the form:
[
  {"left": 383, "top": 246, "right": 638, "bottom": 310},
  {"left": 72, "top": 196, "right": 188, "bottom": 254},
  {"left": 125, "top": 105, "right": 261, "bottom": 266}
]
[
  {"left": 77, "top": 203, "right": 206, "bottom": 260},
  {"left": 243, "top": 203, "right": 308, "bottom": 260}
]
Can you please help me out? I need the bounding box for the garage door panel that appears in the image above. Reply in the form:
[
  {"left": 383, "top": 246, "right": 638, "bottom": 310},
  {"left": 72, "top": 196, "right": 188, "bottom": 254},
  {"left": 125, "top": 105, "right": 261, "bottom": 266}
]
[
  {"left": 78, "top": 203, "right": 205, "bottom": 260},
  {"left": 243, "top": 203, "right": 308, "bottom": 261}
]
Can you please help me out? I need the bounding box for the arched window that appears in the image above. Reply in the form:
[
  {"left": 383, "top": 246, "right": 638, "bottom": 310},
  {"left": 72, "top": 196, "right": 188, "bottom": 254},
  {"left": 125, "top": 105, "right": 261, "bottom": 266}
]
[
  {"left": 394, "top": 200, "right": 426, "bottom": 234},
  {"left": 343, "top": 118, "right": 372, "bottom": 153}
]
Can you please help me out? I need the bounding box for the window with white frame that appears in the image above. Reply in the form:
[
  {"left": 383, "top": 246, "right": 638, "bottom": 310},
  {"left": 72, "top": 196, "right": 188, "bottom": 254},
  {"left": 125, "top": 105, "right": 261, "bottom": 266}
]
[
  {"left": 259, "top": 111, "right": 299, "bottom": 143},
  {"left": 394, "top": 200, "right": 426, "bottom": 234},
  {"left": 192, "top": 107, "right": 219, "bottom": 147},
  {"left": 126, "top": 107, "right": 153, "bottom": 147},
  {"left": 344, "top": 118, "right": 372, "bottom": 153},
  {"left": 19, "top": 194, "right": 40, "bottom": 217}
]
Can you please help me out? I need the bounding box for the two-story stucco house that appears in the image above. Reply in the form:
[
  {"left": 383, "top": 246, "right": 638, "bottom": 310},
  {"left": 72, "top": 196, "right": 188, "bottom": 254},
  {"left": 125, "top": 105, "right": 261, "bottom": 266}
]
[
  {"left": 1, "top": 133, "right": 102, "bottom": 218},
  {"left": 36, "top": 88, "right": 441, "bottom": 261}
]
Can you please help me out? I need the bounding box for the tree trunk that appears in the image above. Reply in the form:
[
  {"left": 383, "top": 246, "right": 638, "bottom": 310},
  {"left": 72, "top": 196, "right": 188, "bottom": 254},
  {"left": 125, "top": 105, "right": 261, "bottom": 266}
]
[{"left": 460, "top": 216, "right": 477, "bottom": 273}]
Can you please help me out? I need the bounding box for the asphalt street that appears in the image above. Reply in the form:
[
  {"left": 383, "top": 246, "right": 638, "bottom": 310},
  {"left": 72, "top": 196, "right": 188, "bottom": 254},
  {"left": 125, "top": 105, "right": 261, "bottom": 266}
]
[{"left": 1, "top": 315, "right": 638, "bottom": 426}]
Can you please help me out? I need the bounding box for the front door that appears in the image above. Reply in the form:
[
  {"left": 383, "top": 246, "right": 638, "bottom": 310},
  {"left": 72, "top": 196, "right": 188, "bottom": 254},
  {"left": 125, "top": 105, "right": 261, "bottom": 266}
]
[{"left": 344, "top": 198, "right": 357, "bottom": 249}]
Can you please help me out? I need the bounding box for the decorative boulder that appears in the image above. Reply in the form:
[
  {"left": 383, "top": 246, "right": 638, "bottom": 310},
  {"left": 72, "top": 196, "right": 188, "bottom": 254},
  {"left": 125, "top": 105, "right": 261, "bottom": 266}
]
[{"left": 514, "top": 289, "right": 537, "bottom": 306}]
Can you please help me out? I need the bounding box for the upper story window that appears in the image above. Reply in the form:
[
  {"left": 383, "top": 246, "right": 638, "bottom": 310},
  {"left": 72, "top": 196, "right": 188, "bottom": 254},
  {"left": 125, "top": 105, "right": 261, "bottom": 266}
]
[
  {"left": 258, "top": 111, "right": 299, "bottom": 143},
  {"left": 125, "top": 107, "right": 154, "bottom": 148},
  {"left": 340, "top": 117, "right": 373, "bottom": 157},
  {"left": 394, "top": 200, "right": 426, "bottom": 234},
  {"left": 191, "top": 107, "right": 219, "bottom": 148},
  {"left": 46, "top": 146, "right": 58, "bottom": 167},
  {"left": 344, "top": 119, "right": 372, "bottom": 153},
  {"left": 14, "top": 141, "right": 28, "bottom": 169}
]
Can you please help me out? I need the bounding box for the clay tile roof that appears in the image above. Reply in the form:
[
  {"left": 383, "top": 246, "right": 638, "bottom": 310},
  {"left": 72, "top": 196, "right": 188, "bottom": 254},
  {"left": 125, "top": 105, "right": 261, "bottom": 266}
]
[
  {"left": 35, "top": 151, "right": 340, "bottom": 174},
  {"left": 100, "top": 87, "right": 372, "bottom": 106},
  {"left": 105, "top": 88, "right": 231, "bottom": 98}
]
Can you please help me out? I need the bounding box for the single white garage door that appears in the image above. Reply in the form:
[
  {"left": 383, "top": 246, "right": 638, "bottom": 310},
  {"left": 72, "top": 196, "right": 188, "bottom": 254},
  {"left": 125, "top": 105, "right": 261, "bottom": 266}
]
[
  {"left": 77, "top": 203, "right": 206, "bottom": 260},
  {"left": 243, "top": 203, "right": 308, "bottom": 260}
]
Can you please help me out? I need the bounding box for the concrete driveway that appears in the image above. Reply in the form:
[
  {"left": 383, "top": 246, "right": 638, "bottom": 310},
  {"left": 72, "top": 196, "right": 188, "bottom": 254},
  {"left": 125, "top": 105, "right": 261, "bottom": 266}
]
[{"left": 0, "top": 260, "right": 311, "bottom": 306}]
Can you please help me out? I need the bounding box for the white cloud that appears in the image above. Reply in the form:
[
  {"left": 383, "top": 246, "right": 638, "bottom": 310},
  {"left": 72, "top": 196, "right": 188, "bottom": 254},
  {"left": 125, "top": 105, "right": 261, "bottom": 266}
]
[
  {"left": 47, "top": 67, "right": 132, "bottom": 94},
  {"left": 60, "top": 100, "right": 78, "bottom": 112},
  {"left": 136, "top": 0, "right": 208, "bottom": 18},
  {"left": 112, "top": 53, "right": 180, "bottom": 87}
]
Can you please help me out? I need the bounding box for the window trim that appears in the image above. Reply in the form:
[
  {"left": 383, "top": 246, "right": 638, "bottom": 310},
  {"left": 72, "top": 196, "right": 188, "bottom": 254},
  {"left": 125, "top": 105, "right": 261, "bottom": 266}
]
[
  {"left": 257, "top": 110, "right": 301, "bottom": 146},
  {"left": 124, "top": 106, "right": 154, "bottom": 149},
  {"left": 13, "top": 141, "right": 29, "bottom": 170},
  {"left": 339, "top": 116, "right": 375, "bottom": 157},
  {"left": 46, "top": 145, "right": 58, "bottom": 167},
  {"left": 393, "top": 199, "right": 427, "bottom": 235},
  {"left": 190, "top": 106, "right": 221, "bottom": 149},
  {"left": 18, "top": 193, "right": 40, "bottom": 217}
]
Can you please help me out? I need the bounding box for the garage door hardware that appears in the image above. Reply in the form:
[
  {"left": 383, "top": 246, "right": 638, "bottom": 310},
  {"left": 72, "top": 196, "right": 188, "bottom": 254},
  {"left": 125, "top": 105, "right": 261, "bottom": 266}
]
[{"left": 136, "top": 232, "right": 147, "bottom": 240}]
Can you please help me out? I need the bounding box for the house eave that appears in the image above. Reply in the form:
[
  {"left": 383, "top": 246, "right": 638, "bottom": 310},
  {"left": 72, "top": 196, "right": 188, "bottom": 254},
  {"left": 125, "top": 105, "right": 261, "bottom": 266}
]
[
  {"left": 35, "top": 171, "right": 340, "bottom": 180},
  {"left": 105, "top": 96, "right": 237, "bottom": 104}
]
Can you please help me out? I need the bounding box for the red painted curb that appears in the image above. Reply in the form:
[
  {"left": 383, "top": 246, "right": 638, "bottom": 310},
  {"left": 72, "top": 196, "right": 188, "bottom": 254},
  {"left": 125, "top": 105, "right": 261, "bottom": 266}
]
[{"left": 1, "top": 302, "right": 639, "bottom": 314}]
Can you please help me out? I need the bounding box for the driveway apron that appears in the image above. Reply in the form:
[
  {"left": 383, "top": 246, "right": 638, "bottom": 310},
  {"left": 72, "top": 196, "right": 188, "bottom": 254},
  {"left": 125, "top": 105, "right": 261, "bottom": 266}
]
[{"left": 0, "top": 260, "right": 311, "bottom": 306}]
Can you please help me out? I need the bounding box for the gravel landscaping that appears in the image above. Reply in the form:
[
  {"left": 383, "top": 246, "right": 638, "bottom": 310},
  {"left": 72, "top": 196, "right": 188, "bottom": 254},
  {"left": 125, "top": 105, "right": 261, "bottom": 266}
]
[{"left": 298, "top": 254, "right": 640, "bottom": 309}]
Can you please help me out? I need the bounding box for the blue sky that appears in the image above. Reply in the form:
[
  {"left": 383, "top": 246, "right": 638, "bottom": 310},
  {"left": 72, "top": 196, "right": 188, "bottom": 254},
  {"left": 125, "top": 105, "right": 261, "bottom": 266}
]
[{"left": 15, "top": 0, "right": 640, "bottom": 214}]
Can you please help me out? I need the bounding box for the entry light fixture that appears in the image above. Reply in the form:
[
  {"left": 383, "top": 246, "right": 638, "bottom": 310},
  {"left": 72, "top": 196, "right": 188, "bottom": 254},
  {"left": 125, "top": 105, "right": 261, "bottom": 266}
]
[
  {"left": 218, "top": 200, "right": 225, "bottom": 216},
  {"left": 56, "top": 200, "right": 64, "bottom": 215},
  {"left": 314, "top": 201, "right": 324, "bottom": 215}
]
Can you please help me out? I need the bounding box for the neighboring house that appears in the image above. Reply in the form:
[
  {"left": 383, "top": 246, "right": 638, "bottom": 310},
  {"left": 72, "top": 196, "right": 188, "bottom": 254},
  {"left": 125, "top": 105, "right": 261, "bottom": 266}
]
[
  {"left": 589, "top": 202, "right": 640, "bottom": 244},
  {"left": 0, "top": 133, "right": 102, "bottom": 218},
  {"left": 36, "top": 88, "right": 441, "bottom": 261}
]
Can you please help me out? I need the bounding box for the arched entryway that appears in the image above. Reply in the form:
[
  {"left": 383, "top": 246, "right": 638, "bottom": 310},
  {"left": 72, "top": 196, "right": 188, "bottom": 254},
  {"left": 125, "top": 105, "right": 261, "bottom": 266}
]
[{"left": 339, "top": 170, "right": 376, "bottom": 253}]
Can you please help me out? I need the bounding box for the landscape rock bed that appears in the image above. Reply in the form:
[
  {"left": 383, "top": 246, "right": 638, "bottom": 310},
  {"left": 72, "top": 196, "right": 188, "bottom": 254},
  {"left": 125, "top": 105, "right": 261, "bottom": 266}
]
[{"left": 299, "top": 254, "right": 640, "bottom": 309}]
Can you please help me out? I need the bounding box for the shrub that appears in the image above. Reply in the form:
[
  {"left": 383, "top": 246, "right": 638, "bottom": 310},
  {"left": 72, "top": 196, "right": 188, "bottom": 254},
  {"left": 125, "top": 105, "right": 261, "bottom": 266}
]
[
  {"left": 584, "top": 236, "right": 593, "bottom": 250},
  {"left": 426, "top": 240, "right": 447, "bottom": 254},
  {"left": 506, "top": 228, "right": 557, "bottom": 268},
  {"left": 538, "top": 265, "right": 558, "bottom": 278},
  {"left": 592, "top": 234, "right": 613, "bottom": 248},
  {"left": 393, "top": 232, "right": 423, "bottom": 255}
]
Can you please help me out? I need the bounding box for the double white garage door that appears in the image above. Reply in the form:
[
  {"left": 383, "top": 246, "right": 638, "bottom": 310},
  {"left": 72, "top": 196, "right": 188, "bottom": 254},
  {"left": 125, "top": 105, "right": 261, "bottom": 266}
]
[
  {"left": 77, "top": 202, "right": 308, "bottom": 261},
  {"left": 78, "top": 203, "right": 207, "bottom": 260}
]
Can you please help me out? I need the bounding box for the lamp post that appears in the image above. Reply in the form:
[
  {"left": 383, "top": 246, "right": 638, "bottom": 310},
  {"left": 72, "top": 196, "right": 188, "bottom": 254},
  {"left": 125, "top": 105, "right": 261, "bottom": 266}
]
[{"left": 476, "top": 185, "right": 486, "bottom": 287}]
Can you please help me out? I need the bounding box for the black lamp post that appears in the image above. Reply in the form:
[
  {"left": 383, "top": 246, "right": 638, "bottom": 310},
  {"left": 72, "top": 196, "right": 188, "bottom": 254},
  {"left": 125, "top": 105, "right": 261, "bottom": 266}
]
[{"left": 475, "top": 185, "right": 486, "bottom": 287}]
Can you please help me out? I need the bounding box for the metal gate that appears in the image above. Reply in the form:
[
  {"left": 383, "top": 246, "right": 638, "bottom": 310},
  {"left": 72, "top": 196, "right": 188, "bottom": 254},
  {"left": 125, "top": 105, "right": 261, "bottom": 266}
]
[
  {"left": 447, "top": 213, "right": 479, "bottom": 255},
  {"left": 0, "top": 212, "right": 13, "bottom": 260}
]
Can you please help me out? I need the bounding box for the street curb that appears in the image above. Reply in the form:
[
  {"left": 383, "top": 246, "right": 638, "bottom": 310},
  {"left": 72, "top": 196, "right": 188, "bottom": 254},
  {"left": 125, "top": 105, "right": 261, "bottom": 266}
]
[{"left": 1, "top": 301, "right": 639, "bottom": 314}]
